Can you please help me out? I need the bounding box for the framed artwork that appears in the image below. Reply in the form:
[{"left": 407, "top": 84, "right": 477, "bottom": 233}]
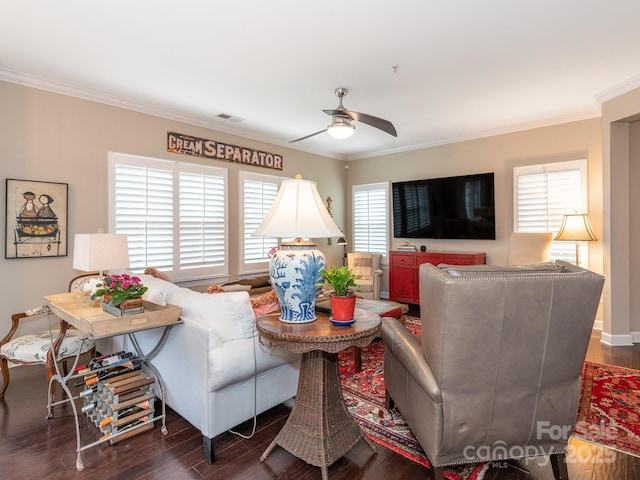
[{"left": 5, "top": 178, "right": 68, "bottom": 259}]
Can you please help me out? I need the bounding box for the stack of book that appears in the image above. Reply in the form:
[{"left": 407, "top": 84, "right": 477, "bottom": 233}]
[{"left": 396, "top": 243, "right": 418, "bottom": 251}]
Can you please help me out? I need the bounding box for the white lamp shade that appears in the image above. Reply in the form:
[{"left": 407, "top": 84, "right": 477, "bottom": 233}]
[
  {"left": 554, "top": 214, "right": 598, "bottom": 242},
  {"left": 73, "top": 233, "right": 131, "bottom": 272},
  {"left": 252, "top": 178, "right": 343, "bottom": 239}
]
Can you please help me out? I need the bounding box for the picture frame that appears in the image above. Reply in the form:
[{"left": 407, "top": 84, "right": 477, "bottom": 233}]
[{"left": 5, "top": 178, "right": 68, "bottom": 259}]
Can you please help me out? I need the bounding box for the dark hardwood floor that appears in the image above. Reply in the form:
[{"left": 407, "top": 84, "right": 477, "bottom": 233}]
[{"left": 1, "top": 328, "right": 640, "bottom": 480}]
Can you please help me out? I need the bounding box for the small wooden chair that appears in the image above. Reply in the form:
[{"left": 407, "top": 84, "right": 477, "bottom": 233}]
[{"left": 0, "top": 273, "right": 98, "bottom": 400}]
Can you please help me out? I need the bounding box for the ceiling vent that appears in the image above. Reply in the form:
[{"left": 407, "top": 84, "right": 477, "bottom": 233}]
[{"left": 217, "top": 113, "right": 244, "bottom": 123}]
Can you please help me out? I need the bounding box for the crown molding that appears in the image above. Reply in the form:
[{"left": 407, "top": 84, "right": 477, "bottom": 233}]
[
  {"left": 0, "top": 68, "right": 348, "bottom": 161},
  {"left": 595, "top": 73, "right": 640, "bottom": 104},
  {"left": 0, "top": 67, "right": 604, "bottom": 163},
  {"left": 345, "top": 108, "right": 601, "bottom": 161}
]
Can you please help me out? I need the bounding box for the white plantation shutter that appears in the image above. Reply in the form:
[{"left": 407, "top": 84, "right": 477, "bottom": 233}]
[
  {"left": 179, "top": 169, "right": 226, "bottom": 270},
  {"left": 239, "top": 172, "right": 285, "bottom": 274},
  {"left": 109, "top": 152, "right": 228, "bottom": 281},
  {"left": 112, "top": 163, "right": 174, "bottom": 271},
  {"left": 353, "top": 182, "right": 389, "bottom": 255},
  {"left": 514, "top": 159, "right": 588, "bottom": 265}
]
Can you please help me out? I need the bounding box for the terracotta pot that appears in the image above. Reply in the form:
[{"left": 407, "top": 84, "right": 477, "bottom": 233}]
[{"left": 329, "top": 294, "right": 356, "bottom": 321}]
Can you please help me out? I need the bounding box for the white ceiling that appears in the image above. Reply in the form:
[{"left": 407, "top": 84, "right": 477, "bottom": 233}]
[{"left": 2, "top": 1, "right": 640, "bottom": 160}]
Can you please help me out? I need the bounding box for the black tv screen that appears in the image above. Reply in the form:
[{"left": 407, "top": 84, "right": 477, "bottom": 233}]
[{"left": 392, "top": 172, "right": 495, "bottom": 239}]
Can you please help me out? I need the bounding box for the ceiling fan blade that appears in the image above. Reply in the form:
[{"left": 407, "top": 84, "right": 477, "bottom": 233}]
[
  {"left": 289, "top": 128, "right": 327, "bottom": 143},
  {"left": 345, "top": 110, "right": 397, "bottom": 137}
]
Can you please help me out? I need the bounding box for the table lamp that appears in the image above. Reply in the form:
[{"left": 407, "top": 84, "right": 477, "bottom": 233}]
[
  {"left": 554, "top": 213, "right": 598, "bottom": 265},
  {"left": 253, "top": 176, "right": 343, "bottom": 323},
  {"left": 73, "top": 232, "right": 131, "bottom": 280}
]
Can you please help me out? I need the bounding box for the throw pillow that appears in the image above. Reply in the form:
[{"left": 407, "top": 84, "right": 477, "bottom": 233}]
[
  {"left": 350, "top": 257, "right": 372, "bottom": 280},
  {"left": 143, "top": 267, "right": 172, "bottom": 282},
  {"left": 206, "top": 284, "right": 227, "bottom": 294},
  {"left": 249, "top": 289, "right": 279, "bottom": 319},
  {"left": 167, "top": 288, "right": 255, "bottom": 341},
  {"left": 138, "top": 273, "right": 179, "bottom": 306}
]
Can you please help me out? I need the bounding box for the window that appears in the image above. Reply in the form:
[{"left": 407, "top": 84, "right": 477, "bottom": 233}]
[
  {"left": 514, "top": 159, "right": 588, "bottom": 265},
  {"left": 238, "top": 171, "right": 287, "bottom": 274},
  {"left": 108, "top": 152, "right": 228, "bottom": 282},
  {"left": 353, "top": 182, "right": 389, "bottom": 256}
]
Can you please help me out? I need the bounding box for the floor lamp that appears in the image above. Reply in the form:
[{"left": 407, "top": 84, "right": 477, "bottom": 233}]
[
  {"left": 337, "top": 237, "right": 348, "bottom": 266},
  {"left": 554, "top": 213, "right": 598, "bottom": 265}
]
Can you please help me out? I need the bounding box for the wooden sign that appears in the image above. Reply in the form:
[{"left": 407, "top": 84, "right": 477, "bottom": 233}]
[{"left": 167, "top": 132, "right": 283, "bottom": 170}]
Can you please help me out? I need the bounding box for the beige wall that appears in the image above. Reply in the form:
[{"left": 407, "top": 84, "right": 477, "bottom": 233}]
[
  {"left": 0, "top": 78, "right": 610, "bottom": 343},
  {"left": 0, "top": 81, "right": 346, "bottom": 337},
  {"left": 348, "top": 118, "right": 604, "bottom": 297}
]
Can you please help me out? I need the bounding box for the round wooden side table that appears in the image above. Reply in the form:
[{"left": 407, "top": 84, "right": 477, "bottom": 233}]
[{"left": 257, "top": 308, "right": 380, "bottom": 480}]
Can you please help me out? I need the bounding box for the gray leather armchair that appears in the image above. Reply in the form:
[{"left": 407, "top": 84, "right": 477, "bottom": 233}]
[{"left": 381, "top": 261, "right": 604, "bottom": 480}]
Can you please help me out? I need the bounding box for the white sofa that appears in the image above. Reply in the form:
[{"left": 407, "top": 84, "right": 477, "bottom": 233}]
[{"left": 106, "top": 274, "right": 300, "bottom": 463}]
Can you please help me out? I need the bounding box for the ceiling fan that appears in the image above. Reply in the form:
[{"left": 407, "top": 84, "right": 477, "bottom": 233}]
[{"left": 290, "top": 88, "right": 398, "bottom": 143}]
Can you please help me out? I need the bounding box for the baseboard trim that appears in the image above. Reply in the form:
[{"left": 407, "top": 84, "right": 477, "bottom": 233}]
[
  {"left": 600, "top": 332, "right": 635, "bottom": 346},
  {"left": 592, "top": 320, "right": 603, "bottom": 331}
]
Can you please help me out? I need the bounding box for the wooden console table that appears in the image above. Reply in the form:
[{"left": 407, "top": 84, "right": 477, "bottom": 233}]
[
  {"left": 389, "top": 250, "right": 486, "bottom": 304},
  {"left": 257, "top": 309, "right": 380, "bottom": 480},
  {"left": 43, "top": 292, "right": 182, "bottom": 471}
]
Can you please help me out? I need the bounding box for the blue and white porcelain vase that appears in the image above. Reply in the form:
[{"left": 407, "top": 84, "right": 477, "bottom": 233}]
[{"left": 269, "top": 243, "right": 326, "bottom": 323}]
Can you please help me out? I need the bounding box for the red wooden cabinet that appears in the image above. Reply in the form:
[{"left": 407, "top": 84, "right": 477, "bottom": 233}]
[{"left": 388, "top": 250, "right": 486, "bottom": 304}]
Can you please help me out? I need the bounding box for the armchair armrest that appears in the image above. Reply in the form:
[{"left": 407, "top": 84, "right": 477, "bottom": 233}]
[
  {"left": 372, "top": 269, "right": 383, "bottom": 300},
  {"left": 1, "top": 313, "right": 25, "bottom": 347},
  {"left": 381, "top": 318, "right": 441, "bottom": 403},
  {"left": 1, "top": 311, "right": 69, "bottom": 373},
  {"left": 2, "top": 311, "right": 65, "bottom": 347}
]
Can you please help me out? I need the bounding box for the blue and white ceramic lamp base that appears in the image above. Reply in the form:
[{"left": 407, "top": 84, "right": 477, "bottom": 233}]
[{"left": 269, "top": 244, "right": 326, "bottom": 323}]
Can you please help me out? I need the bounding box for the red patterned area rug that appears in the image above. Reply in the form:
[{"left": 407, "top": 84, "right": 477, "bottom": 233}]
[
  {"left": 338, "top": 316, "right": 489, "bottom": 480},
  {"left": 574, "top": 360, "right": 640, "bottom": 457}
]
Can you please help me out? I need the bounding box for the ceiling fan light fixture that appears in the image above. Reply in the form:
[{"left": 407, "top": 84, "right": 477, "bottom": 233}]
[
  {"left": 327, "top": 122, "right": 355, "bottom": 139},
  {"left": 289, "top": 87, "right": 396, "bottom": 143}
]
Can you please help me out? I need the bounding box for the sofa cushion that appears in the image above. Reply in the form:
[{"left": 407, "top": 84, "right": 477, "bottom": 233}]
[
  {"left": 138, "top": 273, "right": 180, "bottom": 306},
  {"left": 208, "top": 337, "right": 296, "bottom": 391},
  {"left": 355, "top": 279, "right": 373, "bottom": 293},
  {"left": 166, "top": 288, "right": 256, "bottom": 342}
]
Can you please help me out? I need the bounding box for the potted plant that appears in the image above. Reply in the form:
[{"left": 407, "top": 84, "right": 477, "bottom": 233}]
[
  {"left": 92, "top": 273, "right": 148, "bottom": 316},
  {"left": 318, "top": 266, "right": 359, "bottom": 322}
]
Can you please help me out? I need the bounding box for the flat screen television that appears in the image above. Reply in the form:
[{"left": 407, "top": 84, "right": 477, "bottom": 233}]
[{"left": 392, "top": 172, "right": 495, "bottom": 239}]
